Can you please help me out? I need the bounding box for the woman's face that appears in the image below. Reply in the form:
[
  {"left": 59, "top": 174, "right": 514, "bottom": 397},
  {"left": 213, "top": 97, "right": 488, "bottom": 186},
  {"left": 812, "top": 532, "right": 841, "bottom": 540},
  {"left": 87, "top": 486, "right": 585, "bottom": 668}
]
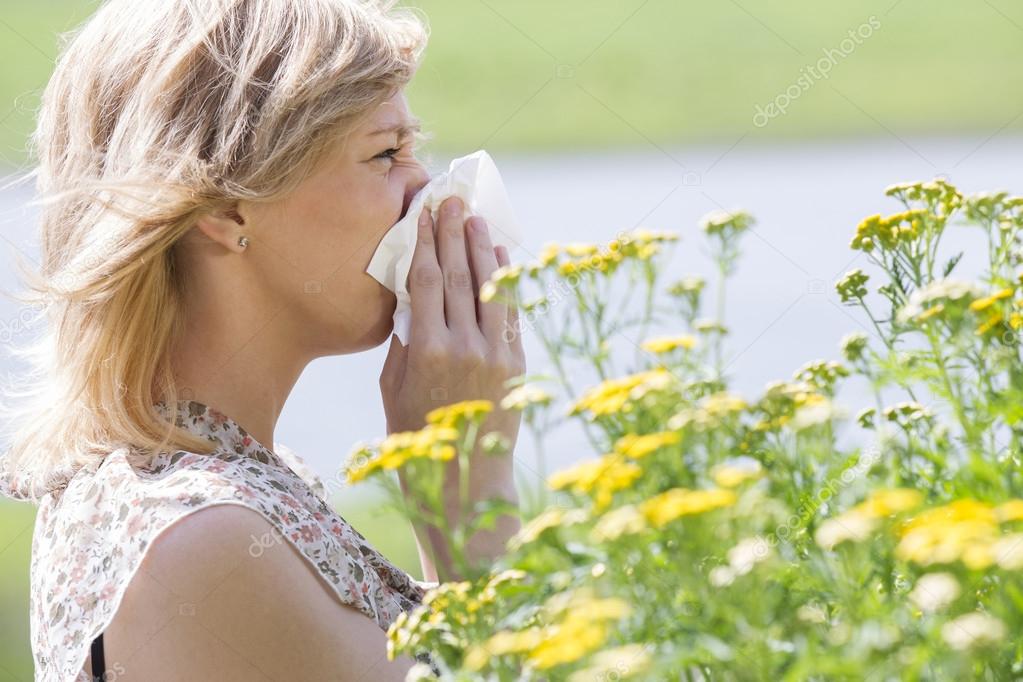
[{"left": 239, "top": 89, "right": 431, "bottom": 356}]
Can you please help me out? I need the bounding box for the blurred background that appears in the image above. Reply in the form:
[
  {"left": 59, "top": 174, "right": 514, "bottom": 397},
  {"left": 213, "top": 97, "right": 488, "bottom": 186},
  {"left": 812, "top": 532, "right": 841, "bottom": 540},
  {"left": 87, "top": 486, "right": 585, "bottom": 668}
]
[{"left": 2, "top": 0, "right": 1022, "bottom": 676}]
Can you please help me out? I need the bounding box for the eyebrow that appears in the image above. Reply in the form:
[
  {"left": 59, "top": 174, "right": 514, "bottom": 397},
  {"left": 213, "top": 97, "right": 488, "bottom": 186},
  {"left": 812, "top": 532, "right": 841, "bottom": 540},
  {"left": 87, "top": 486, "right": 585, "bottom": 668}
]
[{"left": 367, "top": 118, "right": 423, "bottom": 138}]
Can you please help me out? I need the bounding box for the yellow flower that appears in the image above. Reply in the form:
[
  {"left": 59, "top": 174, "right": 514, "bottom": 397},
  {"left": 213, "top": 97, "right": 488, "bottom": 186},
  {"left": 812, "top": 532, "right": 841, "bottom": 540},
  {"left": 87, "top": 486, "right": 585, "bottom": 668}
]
[
  {"left": 548, "top": 454, "right": 643, "bottom": 511},
  {"left": 969, "top": 287, "right": 1014, "bottom": 311},
  {"left": 621, "top": 227, "right": 679, "bottom": 245},
  {"left": 538, "top": 242, "right": 561, "bottom": 266},
  {"left": 507, "top": 506, "right": 589, "bottom": 550},
  {"left": 640, "top": 334, "right": 698, "bottom": 354},
  {"left": 566, "top": 644, "right": 653, "bottom": 682},
  {"left": 590, "top": 504, "right": 647, "bottom": 542},
  {"left": 996, "top": 499, "right": 1023, "bottom": 522},
  {"left": 479, "top": 569, "right": 528, "bottom": 604},
  {"left": 491, "top": 628, "right": 544, "bottom": 653},
  {"left": 815, "top": 511, "right": 877, "bottom": 550},
  {"left": 916, "top": 304, "right": 945, "bottom": 321},
  {"left": 462, "top": 645, "right": 489, "bottom": 672},
  {"left": 380, "top": 425, "right": 460, "bottom": 462},
  {"left": 635, "top": 243, "right": 659, "bottom": 260},
  {"left": 541, "top": 585, "right": 632, "bottom": 620},
  {"left": 702, "top": 391, "right": 747, "bottom": 417},
  {"left": 569, "top": 368, "right": 675, "bottom": 418},
  {"left": 500, "top": 384, "right": 553, "bottom": 411},
  {"left": 564, "top": 242, "right": 599, "bottom": 257},
  {"left": 525, "top": 588, "right": 632, "bottom": 670},
  {"left": 344, "top": 425, "right": 459, "bottom": 483},
  {"left": 492, "top": 263, "right": 524, "bottom": 285},
  {"left": 464, "top": 628, "right": 546, "bottom": 671},
  {"left": 896, "top": 499, "right": 1000, "bottom": 568},
  {"left": 639, "top": 487, "right": 736, "bottom": 528},
  {"left": 528, "top": 617, "right": 609, "bottom": 669},
  {"left": 711, "top": 456, "right": 764, "bottom": 488},
  {"left": 975, "top": 311, "right": 1004, "bottom": 336},
  {"left": 853, "top": 488, "right": 924, "bottom": 518},
  {"left": 613, "top": 431, "right": 681, "bottom": 459},
  {"left": 479, "top": 280, "right": 499, "bottom": 303},
  {"left": 425, "top": 399, "right": 493, "bottom": 427},
  {"left": 557, "top": 259, "right": 580, "bottom": 276}
]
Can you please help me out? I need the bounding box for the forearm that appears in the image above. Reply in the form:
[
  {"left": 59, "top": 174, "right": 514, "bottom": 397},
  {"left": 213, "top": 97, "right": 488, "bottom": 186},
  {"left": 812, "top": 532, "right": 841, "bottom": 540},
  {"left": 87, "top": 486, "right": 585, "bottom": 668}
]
[{"left": 399, "top": 450, "right": 521, "bottom": 583}]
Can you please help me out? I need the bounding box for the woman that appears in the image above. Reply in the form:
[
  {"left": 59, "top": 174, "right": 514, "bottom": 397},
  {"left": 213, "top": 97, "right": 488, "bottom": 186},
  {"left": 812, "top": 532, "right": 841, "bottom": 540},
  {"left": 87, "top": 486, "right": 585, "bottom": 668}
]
[{"left": 0, "top": 0, "right": 526, "bottom": 679}]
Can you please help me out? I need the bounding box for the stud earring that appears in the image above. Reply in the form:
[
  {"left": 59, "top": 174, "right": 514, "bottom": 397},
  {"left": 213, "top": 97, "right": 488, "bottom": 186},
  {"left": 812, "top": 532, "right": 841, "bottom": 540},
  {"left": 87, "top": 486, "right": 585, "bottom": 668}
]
[{"left": 238, "top": 235, "right": 249, "bottom": 249}]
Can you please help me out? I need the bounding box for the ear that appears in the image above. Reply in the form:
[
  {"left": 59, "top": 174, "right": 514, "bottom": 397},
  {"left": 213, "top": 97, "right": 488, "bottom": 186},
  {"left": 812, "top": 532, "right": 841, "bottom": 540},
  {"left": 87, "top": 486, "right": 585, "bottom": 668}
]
[{"left": 195, "top": 205, "right": 248, "bottom": 253}]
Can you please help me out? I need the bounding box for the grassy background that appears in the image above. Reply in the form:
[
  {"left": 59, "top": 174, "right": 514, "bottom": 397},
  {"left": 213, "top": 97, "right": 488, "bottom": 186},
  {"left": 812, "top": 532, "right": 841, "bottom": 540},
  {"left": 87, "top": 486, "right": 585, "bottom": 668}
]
[
  {"left": 2, "top": 0, "right": 1022, "bottom": 676},
  {"left": 1, "top": 1, "right": 1023, "bottom": 165}
]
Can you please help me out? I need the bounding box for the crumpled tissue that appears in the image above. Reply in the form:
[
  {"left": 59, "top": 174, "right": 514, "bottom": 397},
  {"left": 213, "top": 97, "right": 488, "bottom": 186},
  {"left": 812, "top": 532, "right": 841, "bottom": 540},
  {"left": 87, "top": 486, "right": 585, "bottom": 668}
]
[{"left": 365, "top": 149, "right": 522, "bottom": 345}]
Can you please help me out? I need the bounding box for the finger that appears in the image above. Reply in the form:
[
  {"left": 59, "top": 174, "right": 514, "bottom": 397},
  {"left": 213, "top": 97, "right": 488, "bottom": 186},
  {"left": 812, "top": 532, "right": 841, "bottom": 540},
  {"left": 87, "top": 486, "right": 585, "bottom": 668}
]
[
  {"left": 465, "top": 215, "right": 506, "bottom": 341},
  {"left": 495, "top": 245, "right": 524, "bottom": 354},
  {"left": 435, "top": 196, "right": 477, "bottom": 332},
  {"left": 409, "top": 208, "right": 445, "bottom": 340}
]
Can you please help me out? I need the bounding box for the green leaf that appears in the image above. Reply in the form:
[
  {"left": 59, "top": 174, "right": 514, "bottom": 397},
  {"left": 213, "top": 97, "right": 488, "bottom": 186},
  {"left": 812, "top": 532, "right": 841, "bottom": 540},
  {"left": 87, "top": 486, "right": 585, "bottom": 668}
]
[{"left": 943, "top": 251, "right": 964, "bottom": 277}]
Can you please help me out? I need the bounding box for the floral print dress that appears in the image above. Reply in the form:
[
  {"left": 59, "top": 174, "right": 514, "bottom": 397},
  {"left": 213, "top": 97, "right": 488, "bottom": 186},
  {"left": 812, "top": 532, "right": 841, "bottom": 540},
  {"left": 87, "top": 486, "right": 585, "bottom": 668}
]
[{"left": 0, "top": 399, "right": 439, "bottom": 681}]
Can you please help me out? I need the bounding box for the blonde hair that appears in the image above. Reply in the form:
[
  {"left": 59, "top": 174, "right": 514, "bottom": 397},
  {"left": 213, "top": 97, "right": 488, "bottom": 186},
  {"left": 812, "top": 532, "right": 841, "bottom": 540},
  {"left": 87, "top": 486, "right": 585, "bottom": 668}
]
[{"left": 0, "top": 0, "right": 429, "bottom": 500}]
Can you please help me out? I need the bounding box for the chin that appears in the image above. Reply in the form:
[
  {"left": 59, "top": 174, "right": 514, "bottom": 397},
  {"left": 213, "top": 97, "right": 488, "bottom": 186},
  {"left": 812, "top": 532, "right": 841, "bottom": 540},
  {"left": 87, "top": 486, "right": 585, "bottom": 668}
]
[
  {"left": 352, "top": 306, "right": 397, "bottom": 351},
  {"left": 344, "top": 287, "right": 398, "bottom": 352}
]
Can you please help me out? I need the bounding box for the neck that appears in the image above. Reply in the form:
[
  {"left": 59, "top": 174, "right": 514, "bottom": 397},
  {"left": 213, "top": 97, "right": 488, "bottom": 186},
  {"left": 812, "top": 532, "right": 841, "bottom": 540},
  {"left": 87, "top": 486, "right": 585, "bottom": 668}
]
[{"left": 164, "top": 293, "right": 312, "bottom": 455}]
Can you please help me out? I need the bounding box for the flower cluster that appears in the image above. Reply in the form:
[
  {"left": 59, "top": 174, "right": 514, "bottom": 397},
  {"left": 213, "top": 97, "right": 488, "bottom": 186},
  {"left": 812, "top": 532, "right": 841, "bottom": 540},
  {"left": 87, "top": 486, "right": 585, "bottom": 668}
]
[
  {"left": 462, "top": 586, "right": 634, "bottom": 673},
  {"left": 640, "top": 333, "right": 698, "bottom": 355},
  {"left": 792, "top": 359, "right": 849, "bottom": 395},
  {"left": 547, "top": 452, "right": 643, "bottom": 511},
  {"left": 839, "top": 332, "right": 869, "bottom": 362},
  {"left": 896, "top": 278, "right": 984, "bottom": 325},
  {"left": 814, "top": 488, "right": 923, "bottom": 549},
  {"left": 750, "top": 380, "right": 825, "bottom": 431},
  {"left": 896, "top": 499, "right": 1023, "bottom": 570},
  {"left": 499, "top": 384, "right": 553, "bottom": 411},
  {"left": 836, "top": 268, "right": 870, "bottom": 302},
  {"left": 568, "top": 368, "right": 677, "bottom": 419},
  {"left": 700, "top": 208, "right": 754, "bottom": 238},
  {"left": 526, "top": 228, "right": 679, "bottom": 279},
  {"left": 885, "top": 178, "right": 962, "bottom": 219},
  {"left": 639, "top": 487, "right": 736, "bottom": 527},
  {"left": 425, "top": 399, "right": 493, "bottom": 428},
  {"left": 344, "top": 424, "right": 460, "bottom": 484},
  {"left": 849, "top": 210, "right": 928, "bottom": 252},
  {"left": 378, "top": 179, "right": 1023, "bottom": 680}
]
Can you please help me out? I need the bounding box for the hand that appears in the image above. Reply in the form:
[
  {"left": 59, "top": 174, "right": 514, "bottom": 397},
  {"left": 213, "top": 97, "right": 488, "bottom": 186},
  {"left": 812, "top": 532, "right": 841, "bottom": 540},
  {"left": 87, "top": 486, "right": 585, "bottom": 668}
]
[{"left": 379, "top": 196, "right": 527, "bottom": 446}]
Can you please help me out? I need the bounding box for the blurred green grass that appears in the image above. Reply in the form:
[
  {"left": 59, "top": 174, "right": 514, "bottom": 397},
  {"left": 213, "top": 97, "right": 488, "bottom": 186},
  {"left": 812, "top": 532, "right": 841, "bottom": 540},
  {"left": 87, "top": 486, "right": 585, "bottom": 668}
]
[
  {"left": 2, "top": 0, "right": 1023, "bottom": 166},
  {"left": 0, "top": 501, "right": 35, "bottom": 681}
]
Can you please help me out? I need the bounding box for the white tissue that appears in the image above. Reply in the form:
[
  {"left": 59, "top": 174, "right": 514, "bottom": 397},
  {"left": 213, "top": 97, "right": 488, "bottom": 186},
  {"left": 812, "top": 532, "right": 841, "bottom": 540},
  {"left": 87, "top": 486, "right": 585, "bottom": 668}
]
[{"left": 365, "top": 149, "right": 523, "bottom": 346}]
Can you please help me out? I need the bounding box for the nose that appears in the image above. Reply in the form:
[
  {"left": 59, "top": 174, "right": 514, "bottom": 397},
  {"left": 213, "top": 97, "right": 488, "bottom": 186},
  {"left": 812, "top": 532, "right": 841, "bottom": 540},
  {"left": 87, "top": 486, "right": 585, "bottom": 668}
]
[{"left": 402, "top": 159, "right": 431, "bottom": 220}]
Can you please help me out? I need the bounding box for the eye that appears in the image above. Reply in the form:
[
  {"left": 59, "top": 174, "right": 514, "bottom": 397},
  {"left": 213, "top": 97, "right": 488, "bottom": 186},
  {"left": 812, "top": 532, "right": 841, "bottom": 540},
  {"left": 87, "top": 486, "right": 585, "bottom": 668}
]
[{"left": 373, "top": 146, "right": 403, "bottom": 162}]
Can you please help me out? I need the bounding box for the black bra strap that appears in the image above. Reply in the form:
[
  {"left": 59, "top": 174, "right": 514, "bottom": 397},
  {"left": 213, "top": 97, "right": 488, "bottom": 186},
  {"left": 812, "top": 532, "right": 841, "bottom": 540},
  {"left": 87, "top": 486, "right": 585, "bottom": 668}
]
[{"left": 90, "top": 631, "right": 106, "bottom": 682}]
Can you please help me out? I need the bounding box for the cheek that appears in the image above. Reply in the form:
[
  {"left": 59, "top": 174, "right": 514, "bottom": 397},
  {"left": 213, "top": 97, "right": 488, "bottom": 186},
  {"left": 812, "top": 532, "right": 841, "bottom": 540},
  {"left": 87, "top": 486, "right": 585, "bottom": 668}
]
[{"left": 270, "top": 170, "right": 409, "bottom": 290}]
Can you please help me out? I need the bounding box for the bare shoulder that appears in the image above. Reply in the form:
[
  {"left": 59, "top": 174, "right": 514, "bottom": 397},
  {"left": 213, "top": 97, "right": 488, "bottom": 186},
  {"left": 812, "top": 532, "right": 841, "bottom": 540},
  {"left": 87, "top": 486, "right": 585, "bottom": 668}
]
[{"left": 99, "top": 503, "right": 418, "bottom": 681}]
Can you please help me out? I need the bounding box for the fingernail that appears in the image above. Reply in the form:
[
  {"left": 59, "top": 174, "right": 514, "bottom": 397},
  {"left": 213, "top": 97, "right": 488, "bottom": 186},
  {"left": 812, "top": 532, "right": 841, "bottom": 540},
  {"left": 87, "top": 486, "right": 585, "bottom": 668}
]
[
  {"left": 419, "top": 209, "right": 430, "bottom": 226},
  {"left": 444, "top": 197, "right": 462, "bottom": 216}
]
